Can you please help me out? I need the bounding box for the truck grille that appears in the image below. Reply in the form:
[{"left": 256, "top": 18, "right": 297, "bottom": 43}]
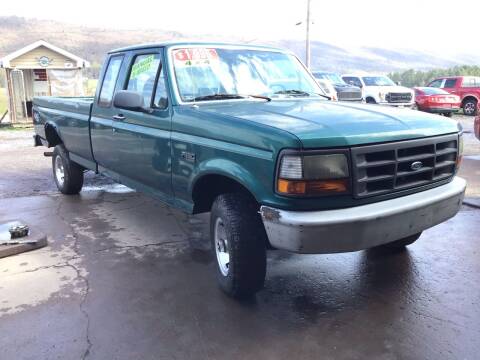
[
  {"left": 338, "top": 91, "right": 362, "bottom": 101},
  {"left": 351, "top": 134, "right": 458, "bottom": 198},
  {"left": 386, "top": 92, "right": 412, "bottom": 103}
]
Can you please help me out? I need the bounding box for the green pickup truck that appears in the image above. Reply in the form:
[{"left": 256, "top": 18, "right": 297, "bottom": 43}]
[{"left": 33, "top": 42, "right": 466, "bottom": 298}]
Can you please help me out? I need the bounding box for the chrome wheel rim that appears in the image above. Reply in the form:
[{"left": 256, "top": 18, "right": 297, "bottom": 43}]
[
  {"left": 465, "top": 103, "right": 476, "bottom": 115},
  {"left": 214, "top": 217, "right": 230, "bottom": 276},
  {"left": 54, "top": 155, "right": 65, "bottom": 187}
]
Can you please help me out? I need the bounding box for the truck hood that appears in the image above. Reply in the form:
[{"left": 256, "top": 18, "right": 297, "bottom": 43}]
[
  {"left": 194, "top": 99, "right": 460, "bottom": 148},
  {"left": 334, "top": 83, "right": 361, "bottom": 91}
]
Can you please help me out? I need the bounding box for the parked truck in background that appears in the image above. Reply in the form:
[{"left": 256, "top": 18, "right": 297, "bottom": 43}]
[
  {"left": 312, "top": 71, "right": 363, "bottom": 102},
  {"left": 342, "top": 74, "right": 415, "bottom": 107},
  {"left": 427, "top": 76, "right": 480, "bottom": 116},
  {"left": 33, "top": 42, "right": 466, "bottom": 298}
]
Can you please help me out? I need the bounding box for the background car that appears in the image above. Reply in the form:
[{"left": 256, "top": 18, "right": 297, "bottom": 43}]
[
  {"left": 427, "top": 76, "right": 480, "bottom": 116},
  {"left": 413, "top": 87, "right": 461, "bottom": 117},
  {"left": 342, "top": 74, "right": 414, "bottom": 107},
  {"left": 312, "top": 71, "right": 363, "bottom": 102},
  {"left": 315, "top": 78, "right": 338, "bottom": 100}
]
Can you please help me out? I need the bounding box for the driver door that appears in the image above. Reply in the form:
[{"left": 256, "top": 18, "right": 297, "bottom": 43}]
[{"left": 111, "top": 49, "right": 173, "bottom": 200}]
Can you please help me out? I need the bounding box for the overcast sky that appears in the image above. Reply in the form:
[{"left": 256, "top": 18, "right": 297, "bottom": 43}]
[{"left": 3, "top": 0, "right": 480, "bottom": 56}]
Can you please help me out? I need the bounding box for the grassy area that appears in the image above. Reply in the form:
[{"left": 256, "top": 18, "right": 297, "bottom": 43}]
[
  {"left": 0, "top": 88, "right": 7, "bottom": 115},
  {"left": 0, "top": 125, "right": 31, "bottom": 131},
  {"left": 84, "top": 79, "right": 98, "bottom": 96}
]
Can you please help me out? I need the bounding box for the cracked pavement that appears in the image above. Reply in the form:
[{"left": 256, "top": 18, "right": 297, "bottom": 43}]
[{"left": 0, "top": 123, "right": 479, "bottom": 360}]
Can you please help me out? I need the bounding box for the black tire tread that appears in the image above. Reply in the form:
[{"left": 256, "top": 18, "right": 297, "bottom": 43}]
[
  {"left": 53, "top": 145, "right": 84, "bottom": 195},
  {"left": 211, "top": 193, "right": 266, "bottom": 298}
]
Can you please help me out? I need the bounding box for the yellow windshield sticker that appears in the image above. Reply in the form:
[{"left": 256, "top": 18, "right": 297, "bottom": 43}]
[{"left": 130, "top": 55, "right": 156, "bottom": 79}]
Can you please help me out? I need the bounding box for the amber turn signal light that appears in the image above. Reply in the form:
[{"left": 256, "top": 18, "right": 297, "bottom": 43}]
[{"left": 277, "top": 178, "right": 349, "bottom": 195}]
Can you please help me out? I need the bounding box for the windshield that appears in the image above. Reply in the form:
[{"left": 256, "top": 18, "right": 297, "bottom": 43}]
[
  {"left": 171, "top": 47, "right": 323, "bottom": 102},
  {"left": 418, "top": 87, "right": 450, "bottom": 95},
  {"left": 362, "top": 76, "right": 395, "bottom": 86},
  {"left": 314, "top": 72, "right": 345, "bottom": 85}
]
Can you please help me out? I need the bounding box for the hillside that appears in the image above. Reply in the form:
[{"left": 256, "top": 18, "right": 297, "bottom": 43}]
[{"left": 1, "top": 16, "right": 479, "bottom": 77}]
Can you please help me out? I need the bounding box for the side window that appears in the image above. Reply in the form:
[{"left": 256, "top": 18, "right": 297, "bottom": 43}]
[
  {"left": 344, "top": 77, "right": 362, "bottom": 88},
  {"left": 127, "top": 54, "right": 161, "bottom": 107},
  {"left": 444, "top": 79, "right": 457, "bottom": 88},
  {"left": 429, "top": 79, "right": 443, "bottom": 88},
  {"left": 153, "top": 67, "right": 168, "bottom": 109},
  {"left": 98, "top": 55, "right": 123, "bottom": 107}
]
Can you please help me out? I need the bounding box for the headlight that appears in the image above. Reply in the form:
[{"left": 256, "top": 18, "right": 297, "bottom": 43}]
[
  {"left": 379, "top": 92, "right": 387, "bottom": 101},
  {"left": 277, "top": 152, "right": 350, "bottom": 196}
]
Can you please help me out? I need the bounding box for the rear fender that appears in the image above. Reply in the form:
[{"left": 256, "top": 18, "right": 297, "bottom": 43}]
[{"left": 44, "top": 122, "right": 63, "bottom": 147}]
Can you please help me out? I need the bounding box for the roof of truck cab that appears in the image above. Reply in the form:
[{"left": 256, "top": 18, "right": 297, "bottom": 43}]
[{"left": 109, "top": 41, "right": 290, "bottom": 54}]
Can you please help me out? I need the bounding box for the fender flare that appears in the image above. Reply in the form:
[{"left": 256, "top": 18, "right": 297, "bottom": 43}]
[
  {"left": 44, "top": 121, "right": 62, "bottom": 147},
  {"left": 461, "top": 94, "right": 479, "bottom": 103},
  {"left": 189, "top": 158, "right": 264, "bottom": 203}
]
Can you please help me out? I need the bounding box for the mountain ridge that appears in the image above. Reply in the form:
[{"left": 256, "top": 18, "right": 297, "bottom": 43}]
[{"left": 1, "top": 16, "right": 478, "bottom": 75}]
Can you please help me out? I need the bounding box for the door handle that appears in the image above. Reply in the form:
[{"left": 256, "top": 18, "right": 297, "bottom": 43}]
[{"left": 113, "top": 114, "right": 126, "bottom": 121}]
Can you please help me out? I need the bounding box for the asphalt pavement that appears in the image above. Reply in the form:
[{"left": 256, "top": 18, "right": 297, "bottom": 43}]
[{"left": 0, "top": 115, "right": 479, "bottom": 360}]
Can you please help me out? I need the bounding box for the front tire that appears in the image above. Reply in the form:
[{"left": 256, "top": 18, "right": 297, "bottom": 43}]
[
  {"left": 378, "top": 232, "right": 422, "bottom": 251},
  {"left": 52, "top": 145, "right": 84, "bottom": 195},
  {"left": 210, "top": 193, "right": 267, "bottom": 298}
]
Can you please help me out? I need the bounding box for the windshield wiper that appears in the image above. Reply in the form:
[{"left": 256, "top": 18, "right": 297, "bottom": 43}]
[
  {"left": 191, "top": 93, "right": 246, "bottom": 102},
  {"left": 273, "top": 89, "right": 331, "bottom": 100},
  {"left": 245, "top": 94, "right": 272, "bottom": 101},
  {"left": 191, "top": 93, "right": 271, "bottom": 102}
]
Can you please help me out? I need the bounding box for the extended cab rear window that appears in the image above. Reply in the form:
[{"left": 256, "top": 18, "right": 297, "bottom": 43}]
[{"left": 98, "top": 55, "right": 124, "bottom": 107}]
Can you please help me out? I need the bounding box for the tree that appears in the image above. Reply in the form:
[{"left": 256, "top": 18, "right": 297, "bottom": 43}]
[{"left": 388, "top": 65, "right": 480, "bottom": 87}]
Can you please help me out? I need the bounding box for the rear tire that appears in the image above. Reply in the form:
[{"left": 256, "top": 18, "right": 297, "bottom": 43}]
[
  {"left": 463, "top": 99, "right": 478, "bottom": 116},
  {"left": 378, "top": 232, "right": 422, "bottom": 251},
  {"left": 52, "top": 145, "right": 84, "bottom": 195},
  {"left": 210, "top": 193, "right": 267, "bottom": 298}
]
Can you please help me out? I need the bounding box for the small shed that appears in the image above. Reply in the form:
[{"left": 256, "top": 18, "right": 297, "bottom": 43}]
[{"left": 0, "top": 40, "right": 90, "bottom": 124}]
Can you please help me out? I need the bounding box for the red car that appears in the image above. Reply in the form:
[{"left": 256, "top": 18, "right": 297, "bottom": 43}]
[
  {"left": 413, "top": 87, "right": 461, "bottom": 117},
  {"left": 427, "top": 76, "right": 480, "bottom": 116}
]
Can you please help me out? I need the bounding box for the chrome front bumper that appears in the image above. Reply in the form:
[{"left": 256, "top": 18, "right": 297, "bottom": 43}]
[
  {"left": 378, "top": 102, "right": 414, "bottom": 107},
  {"left": 260, "top": 177, "right": 466, "bottom": 254}
]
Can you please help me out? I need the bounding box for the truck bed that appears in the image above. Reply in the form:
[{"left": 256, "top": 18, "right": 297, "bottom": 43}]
[
  {"left": 34, "top": 96, "right": 94, "bottom": 116},
  {"left": 33, "top": 96, "right": 95, "bottom": 165}
]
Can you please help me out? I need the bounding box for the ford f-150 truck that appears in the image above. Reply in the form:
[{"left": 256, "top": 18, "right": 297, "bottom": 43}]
[
  {"left": 342, "top": 74, "right": 415, "bottom": 107},
  {"left": 33, "top": 42, "right": 466, "bottom": 298}
]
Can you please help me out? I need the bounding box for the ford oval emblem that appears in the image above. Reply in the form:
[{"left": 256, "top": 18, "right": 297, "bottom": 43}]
[{"left": 411, "top": 161, "right": 423, "bottom": 171}]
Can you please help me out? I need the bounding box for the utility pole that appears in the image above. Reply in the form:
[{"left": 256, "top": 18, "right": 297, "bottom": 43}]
[{"left": 305, "top": 0, "right": 311, "bottom": 69}]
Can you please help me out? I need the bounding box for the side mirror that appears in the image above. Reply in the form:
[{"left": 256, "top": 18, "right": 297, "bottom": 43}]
[
  {"left": 396, "top": 81, "right": 401, "bottom": 86},
  {"left": 113, "top": 90, "right": 145, "bottom": 112}
]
